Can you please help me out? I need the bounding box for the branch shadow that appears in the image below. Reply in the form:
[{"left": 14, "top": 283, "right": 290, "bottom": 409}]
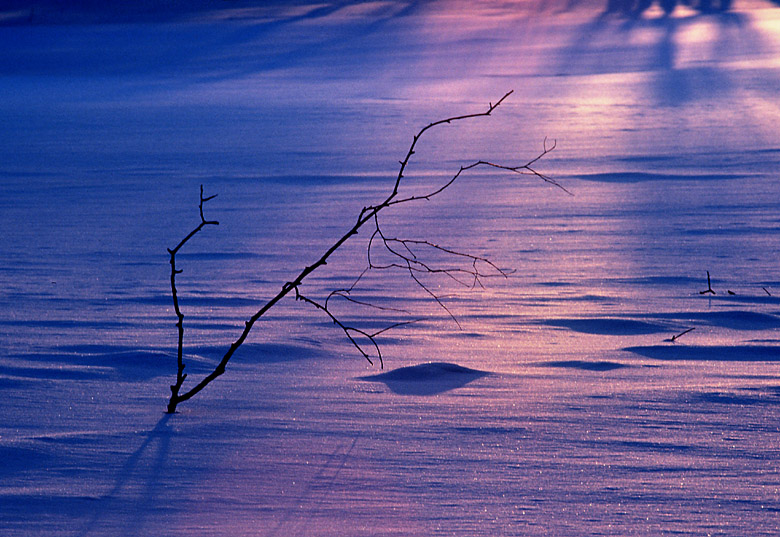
[
  {"left": 188, "top": 0, "right": 427, "bottom": 83},
  {"left": 74, "top": 414, "right": 174, "bottom": 537},
  {"left": 625, "top": 344, "right": 780, "bottom": 361},
  {"left": 554, "top": 6, "right": 776, "bottom": 108}
]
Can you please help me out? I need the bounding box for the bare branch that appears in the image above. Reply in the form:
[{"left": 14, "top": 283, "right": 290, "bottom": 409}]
[
  {"left": 668, "top": 327, "right": 695, "bottom": 343},
  {"left": 326, "top": 290, "right": 411, "bottom": 314},
  {"left": 369, "top": 319, "right": 423, "bottom": 338},
  {"left": 699, "top": 270, "right": 715, "bottom": 295},
  {"left": 294, "top": 286, "right": 381, "bottom": 367},
  {"left": 405, "top": 262, "right": 463, "bottom": 329},
  {"left": 166, "top": 92, "right": 562, "bottom": 412},
  {"left": 390, "top": 90, "right": 515, "bottom": 199},
  {"left": 166, "top": 185, "right": 219, "bottom": 414}
]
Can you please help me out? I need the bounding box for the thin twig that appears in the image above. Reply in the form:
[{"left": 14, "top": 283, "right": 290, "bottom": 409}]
[
  {"left": 699, "top": 271, "right": 715, "bottom": 295},
  {"left": 294, "top": 287, "right": 380, "bottom": 367},
  {"left": 668, "top": 327, "right": 695, "bottom": 343},
  {"left": 167, "top": 186, "right": 219, "bottom": 413},
  {"left": 326, "top": 289, "right": 411, "bottom": 314}
]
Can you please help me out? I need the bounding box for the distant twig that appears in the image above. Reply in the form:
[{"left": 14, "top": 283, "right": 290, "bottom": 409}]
[
  {"left": 699, "top": 271, "right": 715, "bottom": 295},
  {"left": 668, "top": 327, "right": 695, "bottom": 343},
  {"left": 763, "top": 286, "right": 772, "bottom": 297}
]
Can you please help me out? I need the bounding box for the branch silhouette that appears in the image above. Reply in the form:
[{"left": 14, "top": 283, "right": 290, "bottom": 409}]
[
  {"left": 166, "top": 186, "right": 218, "bottom": 412},
  {"left": 166, "top": 91, "right": 562, "bottom": 413},
  {"left": 699, "top": 270, "right": 715, "bottom": 295}
]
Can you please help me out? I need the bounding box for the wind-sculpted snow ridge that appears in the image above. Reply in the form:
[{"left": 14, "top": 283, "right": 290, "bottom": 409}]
[
  {"left": 542, "top": 310, "right": 780, "bottom": 337},
  {"left": 625, "top": 344, "right": 780, "bottom": 362},
  {"left": 689, "top": 388, "right": 780, "bottom": 406},
  {"left": 3, "top": 1, "right": 780, "bottom": 535},
  {"left": 539, "top": 360, "right": 629, "bottom": 371},
  {"left": 572, "top": 171, "right": 757, "bottom": 183},
  {"left": 191, "top": 342, "right": 329, "bottom": 364},
  {"left": 543, "top": 318, "right": 671, "bottom": 335},
  {"left": 359, "top": 362, "right": 490, "bottom": 395},
  {"left": 646, "top": 310, "right": 780, "bottom": 330},
  {"left": 0, "top": 342, "right": 335, "bottom": 388},
  {"left": 0, "top": 348, "right": 183, "bottom": 382}
]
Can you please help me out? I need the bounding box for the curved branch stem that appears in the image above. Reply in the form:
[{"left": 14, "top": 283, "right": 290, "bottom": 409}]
[{"left": 166, "top": 186, "right": 219, "bottom": 413}]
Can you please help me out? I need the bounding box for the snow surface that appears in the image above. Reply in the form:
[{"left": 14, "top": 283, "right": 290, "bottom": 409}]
[{"left": 2, "top": 1, "right": 780, "bottom": 535}]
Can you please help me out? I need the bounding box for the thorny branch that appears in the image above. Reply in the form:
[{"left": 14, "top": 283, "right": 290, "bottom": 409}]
[{"left": 166, "top": 91, "right": 562, "bottom": 412}]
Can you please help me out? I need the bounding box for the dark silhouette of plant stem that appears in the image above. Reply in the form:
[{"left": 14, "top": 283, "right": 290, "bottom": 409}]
[
  {"left": 668, "top": 327, "right": 695, "bottom": 343},
  {"left": 167, "top": 186, "right": 218, "bottom": 413},
  {"left": 699, "top": 271, "right": 715, "bottom": 295},
  {"left": 165, "top": 91, "right": 562, "bottom": 413}
]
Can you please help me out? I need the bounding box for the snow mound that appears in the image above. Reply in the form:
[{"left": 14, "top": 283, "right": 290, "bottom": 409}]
[{"left": 359, "top": 362, "right": 490, "bottom": 395}]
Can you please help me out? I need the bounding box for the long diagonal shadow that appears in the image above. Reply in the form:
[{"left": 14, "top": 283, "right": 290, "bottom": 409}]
[
  {"left": 265, "top": 434, "right": 361, "bottom": 537},
  {"left": 74, "top": 414, "right": 173, "bottom": 537}
]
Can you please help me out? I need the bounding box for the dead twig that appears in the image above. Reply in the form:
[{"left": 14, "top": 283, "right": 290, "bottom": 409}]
[
  {"left": 668, "top": 327, "right": 695, "bottom": 343},
  {"left": 166, "top": 186, "right": 219, "bottom": 414},
  {"left": 166, "top": 92, "right": 560, "bottom": 412},
  {"left": 699, "top": 271, "right": 715, "bottom": 295}
]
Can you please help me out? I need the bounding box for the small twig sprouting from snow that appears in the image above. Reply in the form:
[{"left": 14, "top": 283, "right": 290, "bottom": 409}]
[
  {"left": 668, "top": 327, "right": 695, "bottom": 343},
  {"left": 699, "top": 271, "right": 715, "bottom": 295},
  {"left": 166, "top": 185, "right": 219, "bottom": 414}
]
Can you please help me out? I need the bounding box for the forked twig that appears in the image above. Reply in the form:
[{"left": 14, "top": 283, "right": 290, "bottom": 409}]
[
  {"left": 699, "top": 271, "right": 715, "bottom": 295},
  {"left": 166, "top": 186, "right": 218, "bottom": 413}
]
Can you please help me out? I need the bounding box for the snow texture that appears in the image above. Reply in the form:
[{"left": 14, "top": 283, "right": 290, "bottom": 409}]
[{"left": 2, "top": 0, "right": 780, "bottom": 535}]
